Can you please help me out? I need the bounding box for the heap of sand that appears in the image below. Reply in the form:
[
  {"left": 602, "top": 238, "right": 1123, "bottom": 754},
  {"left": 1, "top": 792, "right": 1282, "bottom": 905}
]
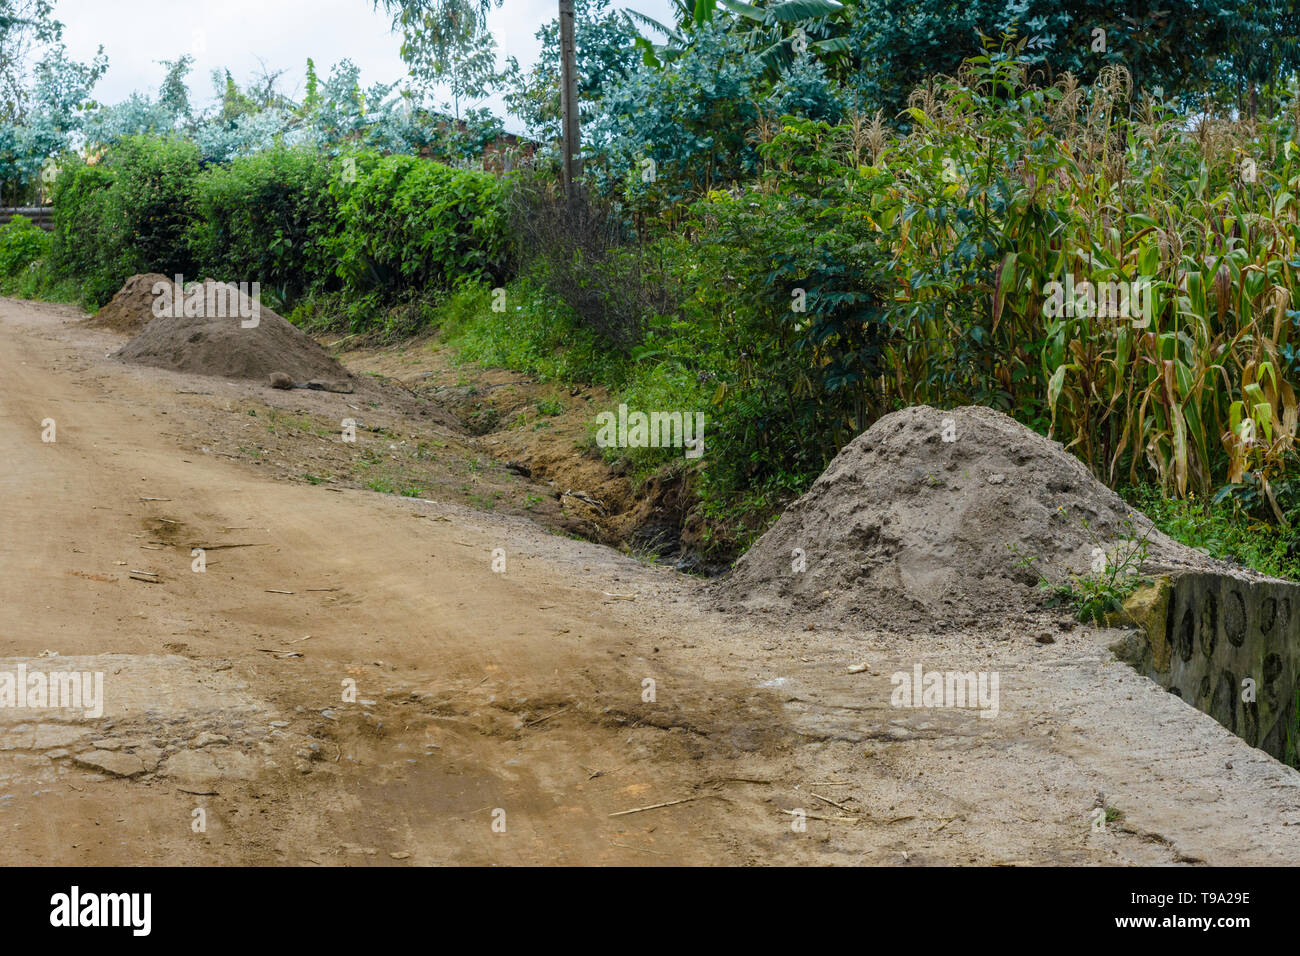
[
  {"left": 714, "top": 405, "right": 1234, "bottom": 630},
  {"left": 111, "top": 277, "right": 350, "bottom": 386}
]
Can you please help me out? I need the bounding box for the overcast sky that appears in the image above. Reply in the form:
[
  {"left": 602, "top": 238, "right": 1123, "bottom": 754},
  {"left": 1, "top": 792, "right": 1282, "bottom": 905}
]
[{"left": 53, "top": 0, "right": 676, "bottom": 133}]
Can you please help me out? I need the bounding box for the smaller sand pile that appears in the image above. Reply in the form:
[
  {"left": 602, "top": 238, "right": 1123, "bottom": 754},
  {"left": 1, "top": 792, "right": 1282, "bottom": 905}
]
[
  {"left": 113, "top": 278, "right": 350, "bottom": 385},
  {"left": 715, "top": 405, "right": 1233, "bottom": 630},
  {"left": 87, "top": 274, "right": 178, "bottom": 333}
]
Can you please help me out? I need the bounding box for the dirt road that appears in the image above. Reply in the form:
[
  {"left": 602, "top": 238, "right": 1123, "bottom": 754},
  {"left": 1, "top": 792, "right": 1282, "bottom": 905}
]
[{"left": 2, "top": 297, "right": 1299, "bottom": 866}]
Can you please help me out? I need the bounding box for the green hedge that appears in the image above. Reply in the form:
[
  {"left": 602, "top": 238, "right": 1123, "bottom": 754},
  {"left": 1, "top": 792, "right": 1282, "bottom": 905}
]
[
  {"left": 189, "top": 146, "right": 339, "bottom": 308},
  {"left": 50, "top": 160, "right": 118, "bottom": 306},
  {"left": 51, "top": 139, "right": 511, "bottom": 318},
  {"left": 328, "top": 153, "right": 509, "bottom": 305},
  {"left": 52, "top": 136, "right": 200, "bottom": 307},
  {"left": 0, "top": 215, "right": 50, "bottom": 279}
]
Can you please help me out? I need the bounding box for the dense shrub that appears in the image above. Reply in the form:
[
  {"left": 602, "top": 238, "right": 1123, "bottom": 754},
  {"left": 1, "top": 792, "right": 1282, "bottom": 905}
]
[
  {"left": 0, "top": 215, "right": 51, "bottom": 278},
  {"left": 189, "top": 146, "right": 339, "bottom": 308},
  {"left": 51, "top": 136, "right": 200, "bottom": 307},
  {"left": 1126, "top": 485, "right": 1300, "bottom": 582},
  {"left": 328, "top": 152, "right": 508, "bottom": 313},
  {"left": 589, "top": 24, "right": 769, "bottom": 209},
  {"left": 507, "top": 172, "right": 677, "bottom": 350},
  {"left": 107, "top": 136, "right": 200, "bottom": 280},
  {"left": 672, "top": 126, "right": 895, "bottom": 519},
  {"left": 50, "top": 159, "right": 120, "bottom": 306},
  {"left": 437, "top": 279, "right": 617, "bottom": 385}
]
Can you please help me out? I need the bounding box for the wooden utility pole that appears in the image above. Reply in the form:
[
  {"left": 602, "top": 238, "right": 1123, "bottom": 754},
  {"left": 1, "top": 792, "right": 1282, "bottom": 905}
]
[{"left": 558, "top": 0, "right": 581, "bottom": 199}]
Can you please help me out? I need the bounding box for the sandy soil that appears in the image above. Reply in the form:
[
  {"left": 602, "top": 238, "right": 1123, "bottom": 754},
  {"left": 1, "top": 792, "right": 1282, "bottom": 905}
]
[{"left": 2, "top": 296, "right": 1300, "bottom": 866}]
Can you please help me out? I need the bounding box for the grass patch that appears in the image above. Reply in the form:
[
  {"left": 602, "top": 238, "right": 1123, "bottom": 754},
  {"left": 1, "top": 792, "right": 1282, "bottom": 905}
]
[
  {"left": 1124, "top": 485, "right": 1300, "bottom": 582},
  {"left": 436, "top": 280, "right": 623, "bottom": 386}
]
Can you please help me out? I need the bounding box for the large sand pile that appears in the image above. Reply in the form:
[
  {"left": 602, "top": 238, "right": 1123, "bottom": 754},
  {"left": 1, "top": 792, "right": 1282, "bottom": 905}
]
[
  {"left": 112, "top": 278, "right": 350, "bottom": 385},
  {"left": 87, "top": 274, "right": 177, "bottom": 334},
  {"left": 715, "top": 405, "right": 1231, "bottom": 630}
]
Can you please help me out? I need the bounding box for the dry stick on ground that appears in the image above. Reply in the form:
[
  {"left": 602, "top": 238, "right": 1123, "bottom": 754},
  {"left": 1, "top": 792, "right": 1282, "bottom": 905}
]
[
  {"left": 524, "top": 706, "right": 569, "bottom": 728},
  {"left": 443, "top": 675, "right": 491, "bottom": 703},
  {"left": 609, "top": 797, "right": 699, "bottom": 817},
  {"left": 782, "top": 809, "right": 859, "bottom": 824},
  {"left": 610, "top": 842, "right": 667, "bottom": 856},
  {"left": 562, "top": 489, "right": 607, "bottom": 514},
  {"left": 811, "top": 792, "right": 856, "bottom": 812}
]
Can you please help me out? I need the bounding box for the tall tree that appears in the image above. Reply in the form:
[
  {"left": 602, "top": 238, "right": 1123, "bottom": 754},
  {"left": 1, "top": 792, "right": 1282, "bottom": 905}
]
[
  {"left": 395, "top": 0, "right": 500, "bottom": 119},
  {"left": 502, "top": 0, "right": 639, "bottom": 141},
  {"left": 0, "top": 0, "right": 70, "bottom": 122},
  {"left": 156, "top": 55, "right": 194, "bottom": 125},
  {"left": 374, "top": 0, "right": 583, "bottom": 191}
]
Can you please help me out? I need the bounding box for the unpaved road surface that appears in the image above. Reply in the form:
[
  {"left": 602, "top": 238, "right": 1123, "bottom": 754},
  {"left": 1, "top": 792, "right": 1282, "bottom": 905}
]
[{"left": 2, "top": 297, "right": 1299, "bottom": 866}]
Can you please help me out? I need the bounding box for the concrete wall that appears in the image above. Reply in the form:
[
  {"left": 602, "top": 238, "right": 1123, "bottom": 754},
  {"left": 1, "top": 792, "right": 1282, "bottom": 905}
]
[{"left": 1114, "top": 572, "right": 1300, "bottom": 764}]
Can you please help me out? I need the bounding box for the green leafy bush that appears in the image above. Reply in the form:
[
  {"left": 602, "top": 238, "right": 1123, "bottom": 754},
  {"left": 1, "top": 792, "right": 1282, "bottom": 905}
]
[
  {"left": 1127, "top": 485, "right": 1300, "bottom": 582},
  {"left": 52, "top": 136, "right": 201, "bottom": 307},
  {"left": 105, "top": 136, "right": 200, "bottom": 281},
  {"left": 675, "top": 118, "right": 895, "bottom": 520},
  {"left": 328, "top": 153, "right": 508, "bottom": 320},
  {"left": 50, "top": 159, "right": 119, "bottom": 305},
  {"left": 189, "top": 146, "right": 339, "bottom": 307},
  {"left": 0, "top": 215, "right": 50, "bottom": 278}
]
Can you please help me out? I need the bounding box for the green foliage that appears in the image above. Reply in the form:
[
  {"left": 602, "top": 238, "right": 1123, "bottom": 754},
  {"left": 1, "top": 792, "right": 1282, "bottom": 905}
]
[
  {"left": 1013, "top": 514, "right": 1154, "bottom": 624},
  {"left": 395, "top": 0, "right": 500, "bottom": 119},
  {"left": 188, "top": 145, "right": 338, "bottom": 304},
  {"left": 436, "top": 280, "right": 618, "bottom": 385},
  {"left": 302, "top": 58, "right": 322, "bottom": 113},
  {"left": 0, "top": 214, "right": 49, "bottom": 278},
  {"left": 508, "top": 171, "right": 678, "bottom": 350},
  {"left": 676, "top": 117, "right": 894, "bottom": 505},
  {"left": 327, "top": 152, "right": 508, "bottom": 318},
  {"left": 49, "top": 157, "right": 119, "bottom": 305},
  {"left": 157, "top": 55, "right": 194, "bottom": 123},
  {"left": 103, "top": 135, "right": 200, "bottom": 280},
  {"left": 502, "top": 0, "right": 640, "bottom": 142},
  {"left": 590, "top": 24, "right": 769, "bottom": 205},
  {"left": 627, "top": 0, "right": 850, "bottom": 76},
  {"left": 1127, "top": 485, "right": 1300, "bottom": 582},
  {"left": 844, "top": 0, "right": 1300, "bottom": 116}
]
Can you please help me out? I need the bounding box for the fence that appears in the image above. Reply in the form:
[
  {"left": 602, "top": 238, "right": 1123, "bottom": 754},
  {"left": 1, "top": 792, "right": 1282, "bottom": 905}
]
[{"left": 0, "top": 206, "right": 53, "bottom": 231}]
